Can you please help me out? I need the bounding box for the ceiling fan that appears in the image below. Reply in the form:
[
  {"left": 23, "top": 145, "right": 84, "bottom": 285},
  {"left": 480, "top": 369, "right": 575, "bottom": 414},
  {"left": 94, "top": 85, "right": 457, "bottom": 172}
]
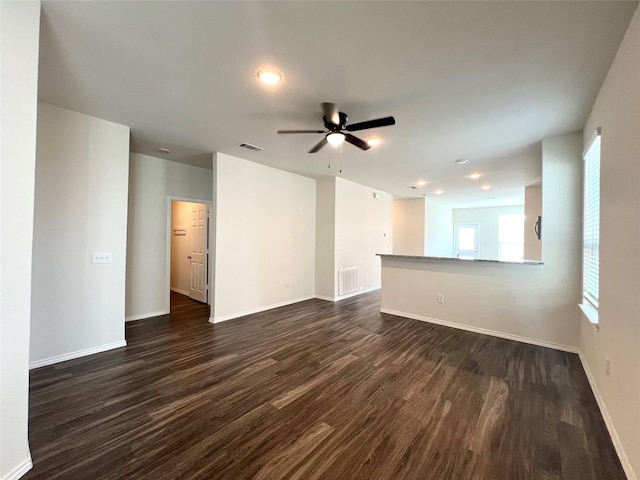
[{"left": 277, "top": 102, "right": 396, "bottom": 153}]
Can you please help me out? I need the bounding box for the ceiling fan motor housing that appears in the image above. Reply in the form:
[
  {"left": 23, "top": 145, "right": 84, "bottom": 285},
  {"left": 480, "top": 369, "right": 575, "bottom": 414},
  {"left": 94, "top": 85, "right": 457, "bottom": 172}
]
[{"left": 323, "top": 112, "right": 348, "bottom": 131}]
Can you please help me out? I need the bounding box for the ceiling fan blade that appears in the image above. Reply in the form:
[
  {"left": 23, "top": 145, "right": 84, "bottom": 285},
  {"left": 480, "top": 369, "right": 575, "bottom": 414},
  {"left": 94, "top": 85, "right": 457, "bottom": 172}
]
[
  {"left": 345, "top": 116, "right": 396, "bottom": 132},
  {"left": 345, "top": 134, "right": 371, "bottom": 151},
  {"left": 308, "top": 137, "right": 328, "bottom": 153},
  {"left": 277, "top": 129, "right": 326, "bottom": 134},
  {"left": 321, "top": 102, "right": 340, "bottom": 126}
]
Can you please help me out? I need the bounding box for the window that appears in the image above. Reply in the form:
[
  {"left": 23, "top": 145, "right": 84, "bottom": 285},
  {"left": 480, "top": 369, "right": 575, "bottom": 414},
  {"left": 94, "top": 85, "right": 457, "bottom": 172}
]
[
  {"left": 581, "top": 128, "right": 601, "bottom": 324},
  {"left": 498, "top": 214, "right": 524, "bottom": 261}
]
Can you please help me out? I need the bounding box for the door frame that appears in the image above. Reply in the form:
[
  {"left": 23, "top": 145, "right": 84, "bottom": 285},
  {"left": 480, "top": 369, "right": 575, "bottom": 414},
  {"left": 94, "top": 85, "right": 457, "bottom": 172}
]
[
  {"left": 166, "top": 196, "right": 213, "bottom": 313},
  {"left": 454, "top": 223, "right": 479, "bottom": 259}
]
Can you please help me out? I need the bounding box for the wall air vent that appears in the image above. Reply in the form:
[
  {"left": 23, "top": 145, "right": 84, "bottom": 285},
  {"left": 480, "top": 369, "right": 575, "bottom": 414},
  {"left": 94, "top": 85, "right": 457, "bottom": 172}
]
[
  {"left": 338, "top": 267, "right": 360, "bottom": 296},
  {"left": 239, "top": 142, "right": 263, "bottom": 152}
]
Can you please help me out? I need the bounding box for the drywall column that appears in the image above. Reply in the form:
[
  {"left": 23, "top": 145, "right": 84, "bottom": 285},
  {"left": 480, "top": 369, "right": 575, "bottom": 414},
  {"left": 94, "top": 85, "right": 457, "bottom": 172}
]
[
  {"left": 393, "top": 198, "right": 425, "bottom": 255},
  {"left": 581, "top": 8, "right": 640, "bottom": 479},
  {"left": 334, "top": 177, "right": 393, "bottom": 296},
  {"left": 211, "top": 153, "right": 316, "bottom": 322},
  {"left": 539, "top": 133, "right": 583, "bottom": 344},
  {"left": 30, "top": 104, "right": 130, "bottom": 367},
  {"left": 0, "top": 1, "right": 40, "bottom": 477},
  {"left": 523, "top": 185, "right": 542, "bottom": 260},
  {"left": 315, "top": 177, "right": 336, "bottom": 299},
  {"left": 316, "top": 176, "right": 393, "bottom": 301}
]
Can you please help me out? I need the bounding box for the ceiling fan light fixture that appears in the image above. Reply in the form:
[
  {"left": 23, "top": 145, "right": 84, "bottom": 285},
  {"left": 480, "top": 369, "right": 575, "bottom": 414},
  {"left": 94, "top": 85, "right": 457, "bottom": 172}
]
[
  {"left": 257, "top": 68, "right": 282, "bottom": 85},
  {"left": 367, "top": 138, "right": 381, "bottom": 147},
  {"left": 326, "top": 132, "right": 346, "bottom": 147}
]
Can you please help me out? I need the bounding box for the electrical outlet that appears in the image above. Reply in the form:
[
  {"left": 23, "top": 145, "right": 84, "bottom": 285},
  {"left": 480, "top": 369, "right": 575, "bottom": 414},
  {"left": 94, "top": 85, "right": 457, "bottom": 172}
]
[
  {"left": 437, "top": 294, "right": 445, "bottom": 304},
  {"left": 92, "top": 252, "right": 112, "bottom": 264},
  {"left": 605, "top": 357, "right": 610, "bottom": 376}
]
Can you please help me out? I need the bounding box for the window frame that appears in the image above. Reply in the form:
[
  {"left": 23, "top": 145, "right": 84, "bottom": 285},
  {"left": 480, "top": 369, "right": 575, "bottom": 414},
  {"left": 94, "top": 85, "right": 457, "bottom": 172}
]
[{"left": 580, "top": 127, "right": 601, "bottom": 327}]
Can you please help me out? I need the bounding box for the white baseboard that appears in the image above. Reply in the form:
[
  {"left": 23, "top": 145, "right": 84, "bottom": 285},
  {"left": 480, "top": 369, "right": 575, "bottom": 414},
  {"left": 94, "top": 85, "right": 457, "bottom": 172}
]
[
  {"left": 578, "top": 353, "right": 637, "bottom": 480},
  {"left": 170, "top": 287, "right": 190, "bottom": 296},
  {"left": 1, "top": 457, "right": 32, "bottom": 480},
  {"left": 209, "top": 295, "right": 315, "bottom": 324},
  {"left": 316, "top": 286, "right": 380, "bottom": 303},
  {"left": 29, "top": 340, "right": 127, "bottom": 369},
  {"left": 125, "top": 310, "right": 169, "bottom": 322},
  {"left": 380, "top": 308, "right": 580, "bottom": 353},
  {"left": 315, "top": 295, "right": 335, "bottom": 302}
]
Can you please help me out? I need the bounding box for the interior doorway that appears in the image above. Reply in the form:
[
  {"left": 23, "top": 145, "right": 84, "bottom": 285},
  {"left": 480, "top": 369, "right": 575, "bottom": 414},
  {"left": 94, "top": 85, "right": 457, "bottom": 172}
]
[{"left": 169, "top": 199, "right": 211, "bottom": 305}]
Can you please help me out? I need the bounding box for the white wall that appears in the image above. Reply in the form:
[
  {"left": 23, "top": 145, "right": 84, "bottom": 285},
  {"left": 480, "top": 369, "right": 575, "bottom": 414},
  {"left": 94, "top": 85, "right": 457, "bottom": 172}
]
[
  {"left": 381, "top": 133, "right": 583, "bottom": 350},
  {"left": 424, "top": 199, "right": 453, "bottom": 257},
  {"left": 315, "top": 177, "right": 336, "bottom": 299},
  {"left": 170, "top": 201, "right": 207, "bottom": 296},
  {"left": 30, "top": 103, "right": 130, "bottom": 366},
  {"left": 393, "top": 198, "right": 425, "bottom": 255},
  {"left": 453, "top": 205, "right": 524, "bottom": 260},
  {"left": 393, "top": 198, "right": 453, "bottom": 257},
  {"left": 211, "top": 153, "right": 316, "bottom": 321},
  {"left": 0, "top": 1, "right": 39, "bottom": 477},
  {"left": 523, "top": 185, "right": 542, "bottom": 261},
  {"left": 581, "top": 8, "right": 640, "bottom": 479},
  {"left": 334, "top": 177, "right": 393, "bottom": 297},
  {"left": 126, "top": 153, "right": 212, "bottom": 320}
]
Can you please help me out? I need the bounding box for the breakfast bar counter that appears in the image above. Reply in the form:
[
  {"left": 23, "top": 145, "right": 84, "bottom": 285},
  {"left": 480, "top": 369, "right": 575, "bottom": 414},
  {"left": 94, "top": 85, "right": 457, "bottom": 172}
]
[{"left": 376, "top": 253, "right": 580, "bottom": 351}]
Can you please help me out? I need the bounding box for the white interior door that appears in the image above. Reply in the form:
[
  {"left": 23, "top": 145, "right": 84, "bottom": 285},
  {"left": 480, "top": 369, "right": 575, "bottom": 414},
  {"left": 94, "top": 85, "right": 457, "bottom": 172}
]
[
  {"left": 189, "top": 205, "right": 208, "bottom": 303},
  {"left": 455, "top": 223, "right": 479, "bottom": 259}
]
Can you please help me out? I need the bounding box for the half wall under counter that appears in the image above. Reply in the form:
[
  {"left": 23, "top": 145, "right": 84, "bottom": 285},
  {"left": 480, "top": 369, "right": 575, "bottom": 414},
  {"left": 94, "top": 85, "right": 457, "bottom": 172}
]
[{"left": 377, "top": 254, "right": 579, "bottom": 352}]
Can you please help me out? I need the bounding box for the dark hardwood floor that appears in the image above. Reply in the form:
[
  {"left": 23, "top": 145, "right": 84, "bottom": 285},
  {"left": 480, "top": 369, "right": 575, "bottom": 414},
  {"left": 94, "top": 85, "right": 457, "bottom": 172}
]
[{"left": 24, "top": 291, "right": 625, "bottom": 479}]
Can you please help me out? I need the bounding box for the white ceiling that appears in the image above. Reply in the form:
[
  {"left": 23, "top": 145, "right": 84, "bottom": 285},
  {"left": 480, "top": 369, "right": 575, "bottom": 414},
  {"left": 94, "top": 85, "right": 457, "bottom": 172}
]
[{"left": 38, "top": 1, "right": 637, "bottom": 208}]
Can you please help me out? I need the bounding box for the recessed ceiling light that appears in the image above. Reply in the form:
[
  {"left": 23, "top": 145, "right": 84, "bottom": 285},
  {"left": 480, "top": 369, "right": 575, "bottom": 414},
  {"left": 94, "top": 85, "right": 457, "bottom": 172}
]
[
  {"left": 257, "top": 68, "right": 282, "bottom": 85},
  {"left": 435, "top": 189, "right": 444, "bottom": 195},
  {"left": 417, "top": 180, "right": 427, "bottom": 186},
  {"left": 422, "top": 193, "right": 430, "bottom": 197},
  {"left": 481, "top": 185, "right": 491, "bottom": 191},
  {"left": 367, "top": 138, "right": 381, "bottom": 147},
  {"left": 469, "top": 173, "right": 481, "bottom": 180},
  {"left": 410, "top": 186, "right": 418, "bottom": 190},
  {"left": 454, "top": 158, "right": 468, "bottom": 165},
  {"left": 157, "top": 147, "right": 170, "bottom": 154}
]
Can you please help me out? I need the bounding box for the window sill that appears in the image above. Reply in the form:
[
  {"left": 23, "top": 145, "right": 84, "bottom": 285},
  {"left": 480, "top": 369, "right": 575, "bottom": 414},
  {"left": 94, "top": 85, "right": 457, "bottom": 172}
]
[{"left": 579, "top": 303, "right": 599, "bottom": 331}]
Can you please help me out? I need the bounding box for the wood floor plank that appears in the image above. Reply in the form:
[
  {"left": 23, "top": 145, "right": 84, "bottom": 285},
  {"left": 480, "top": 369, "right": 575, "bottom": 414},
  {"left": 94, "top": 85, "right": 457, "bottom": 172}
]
[{"left": 23, "top": 291, "right": 627, "bottom": 479}]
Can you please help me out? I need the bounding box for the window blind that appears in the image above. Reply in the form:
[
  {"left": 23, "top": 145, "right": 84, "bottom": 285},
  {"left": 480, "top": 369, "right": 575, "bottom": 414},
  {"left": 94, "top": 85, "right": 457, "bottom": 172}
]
[{"left": 583, "top": 130, "right": 600, "bottom": 308}]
